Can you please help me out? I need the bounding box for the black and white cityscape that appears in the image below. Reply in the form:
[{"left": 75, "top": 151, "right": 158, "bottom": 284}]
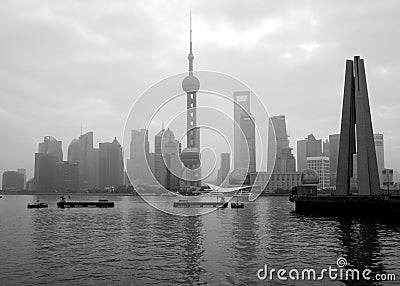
[{"left": 1, "top": 1, "right": 400, "bottom": 285}]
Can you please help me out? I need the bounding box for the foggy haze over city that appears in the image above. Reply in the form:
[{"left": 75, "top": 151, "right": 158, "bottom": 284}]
[
  {"left": 3, "top": 2, "right": 400, "bottom": 285},
  {"left": 1, "top": 0, "right": 400, "bottom": 185}
]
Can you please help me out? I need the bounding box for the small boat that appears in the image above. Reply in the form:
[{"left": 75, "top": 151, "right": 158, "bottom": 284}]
[
  {"left": 231, "top": 202, "right": 244, "bottom": 209},
  {"left": 57, "top": 197, "right": 114, "bottom": 208},
  {"left": 27, "top": 202, "right": 48, "bottom": 209}
]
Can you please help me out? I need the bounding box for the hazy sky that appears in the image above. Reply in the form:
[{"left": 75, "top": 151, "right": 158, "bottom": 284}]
[{"left": 1, "top": 0, "right": 400, "bottom": 185}]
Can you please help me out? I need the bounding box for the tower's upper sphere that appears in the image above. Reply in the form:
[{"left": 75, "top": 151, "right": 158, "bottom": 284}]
[{"left": 182, "top": 74, "right": 200, "bottom": 93}]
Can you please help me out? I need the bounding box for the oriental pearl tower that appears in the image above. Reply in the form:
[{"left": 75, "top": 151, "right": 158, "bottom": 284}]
[{"left": 180, "top": 13, "right": 201, "bottom": 189}]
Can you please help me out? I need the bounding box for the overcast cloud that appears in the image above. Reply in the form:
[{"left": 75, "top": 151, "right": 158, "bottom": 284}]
[{"left": 1, "top": 0, "right": 400, "bottom": 184}]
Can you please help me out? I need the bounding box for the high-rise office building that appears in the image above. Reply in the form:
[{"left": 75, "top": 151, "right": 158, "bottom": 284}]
[
  {"left": 307, "top": 134, "right": 322, "bottom": 157},
  {"left": 38, "top": 136, "right": 63, "bottom": 162},
  {"left": 69, "top": 132, "right": 97, "bottom": 190},
  {"left": 328, "top": 134, "right": 340, "bottom": 187},
  {"left": 240, "top": 115, "right": 256, "bottom": 173},
  {"left": 78, "top": 132, "right": 96, "bottom": 190},
  {"left": 307, "top": 156, "right": 330, "bottom": 189},
  {"left": 17, "top": 169, "right": 26, "bottom": 188},
  {"left": 154, "top": 128, "right": 181, "bottom": 191},
  {"left": 234, "top": 91, "right": 256, "bottom": 173},
  {"left": 67, "top": 138, "right": 79, "bottom": 162},
  {"left": 296, "top": 139, "right": 308, "bottom": 172},
  {"left": 127, "top": 129, "right": 153, "bottom": 185},
  {"left": 93, "top": 148, "right": 99, "bottom": 189},
  {"left": 297, "top": 134, "right": 323, "bottom": 172},
  {"left": 268, "top": 115, "right": 295, "bottom": 173},
  {"left": 34, "top": 136, "right": 62, "bottom": 192},
  {"left": 55, "top": 161, "right": 79, "bottom": 192},
  {"left": 98, "top": 138, "right": 124, "bottom": 189},
  {"left": 2, "top": 170, "right": 25, "bottom": 191},
  {"left": 374, "top": 133, "right": 384, "bottom": 187},
  {"left": 217, "top": 153, "right": 230, "bottom": 185},
  {"left": 34, "top": 152, "right": 57, "bottom": 192}
]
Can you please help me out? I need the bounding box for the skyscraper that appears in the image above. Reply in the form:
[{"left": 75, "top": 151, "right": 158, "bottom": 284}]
[
  {"left": 2, "top": 170, "right": 25, "bottom": 191},
  {"left": 307, "top": 134, "right": 322, "bottom": 157},
  {"left": 93, "top": 148, "right": 99, "bottom": 189},
  {"left": 38, "top": 136, "right": 63, "bottom": 162},
  {"left": 307, "top": 156, "right": 330, "bottom": 189},
  {"left": 98, "top": 138, "right": 124, "bottom": 189},
  {"left": 127, "top": 129, "right": 152, "bottom": 185},
  {"left": 217, "top": 153, "right": 230, "bottom": 186},
  {"left": 296, "top": 134, "right": 323, "bottom": 172},
  {"left": 268, "top": 115, "right": 295, "bottom": 173},
  {"left": 34, "top": 152, "right": 57, "bottom": 192},
  {"left": 234, "top": 91, "right": 256, "bottom": 173},
  {"left": 374, "top": 133, "right": 384, "bottom": 187},
  {"left": 67, "top": 138, "right": 79, "bottom": 162},
  {"left": 77, "top": 132, "right": 96, "bottom": 190},
  {"left": 55, "top": 161, "right": 79, "bottom": 192},
  {"left": 17, "top": 169, "right": 26, "bottom": 188},
  {"left": 296, "top": 139, "right": 307, "bottom": 172},
  {"left": 180, "top": 14, "right": 201, "bottom": 189},
  {"left": 35, "top": 136, "right": 63, "bottom": 192},
  {"left": 154, "top": 128, "right": 181, "bottom": 190}
]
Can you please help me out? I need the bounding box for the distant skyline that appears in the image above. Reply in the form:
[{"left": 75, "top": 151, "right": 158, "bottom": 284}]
[{"left": 1, "top": 0, "right": 400, "bottom": 186}]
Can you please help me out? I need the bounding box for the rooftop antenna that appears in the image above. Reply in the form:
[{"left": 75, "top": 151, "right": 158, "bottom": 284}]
[
  {"left": 80, "top": 123, "right": 83, "bottom": 136},
  {"left": 188, "top": 11, "right": 194, "bottom": 74},
  {"left": 190, "top": 11, "right": 192, "bottom": 54}
]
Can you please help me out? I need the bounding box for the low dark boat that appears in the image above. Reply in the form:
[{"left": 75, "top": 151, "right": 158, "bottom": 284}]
[
  {"left": 173, "top": 200, "right": 228, "bottom": 208},
  {"left": 57, "top": 198, "right": 114, "bottom": 208},
  {"left": 231, "top": 202, "right": 244, "bottom": 209},
  {"left": 27, "top": 202, "right": 48, "bottom": 209}
]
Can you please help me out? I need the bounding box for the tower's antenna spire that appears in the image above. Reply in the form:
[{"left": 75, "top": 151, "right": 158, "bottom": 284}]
[
  {"left": 190, "top": 11, "right": 192, "bottom": 54},
  {"left": 188, "top": 11, "right": 194, "bottom": 73}
]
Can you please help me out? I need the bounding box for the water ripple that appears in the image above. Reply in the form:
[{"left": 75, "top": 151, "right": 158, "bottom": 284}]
[{"left": 0, "top": 195, "right": 399, "bottom": 285}]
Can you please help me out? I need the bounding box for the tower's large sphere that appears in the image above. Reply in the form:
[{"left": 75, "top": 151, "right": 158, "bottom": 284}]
[
  {"left": 180, "top": 147, "right": 200, "bottom": 167},
  {"left": 182, "top": 75, "right": 200, "bottom": 93},
  {"left": 301, "top": 169, "right": 320, "bottom": 185}
]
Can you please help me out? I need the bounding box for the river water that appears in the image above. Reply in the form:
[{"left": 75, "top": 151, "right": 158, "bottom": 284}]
[{"left": 0, "top": 195, "right": 399, "bottom": 285}]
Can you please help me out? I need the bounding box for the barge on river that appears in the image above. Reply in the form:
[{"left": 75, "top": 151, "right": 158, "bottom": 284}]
[{"left": 57, "top": 197, "right": 114, "bottom": 208}]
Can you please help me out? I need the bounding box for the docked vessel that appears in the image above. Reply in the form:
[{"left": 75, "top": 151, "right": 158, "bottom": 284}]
[
  {"left": 173, "top": 199, "right": 228, "bottom": 208},
  {"left": 27, "top": 202, "right": 48, "bottom": 209},
  {"left": 57, "top": 197, "right": 114, "bottom": 208}
]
